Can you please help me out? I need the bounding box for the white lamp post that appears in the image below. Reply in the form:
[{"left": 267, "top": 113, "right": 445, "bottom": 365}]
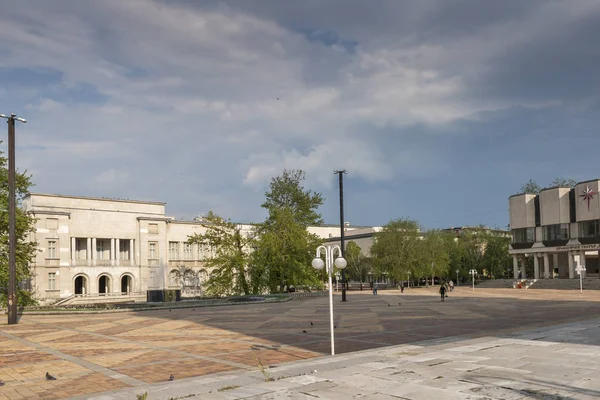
[
  {"left": 469, "top": 269, "right": 477, "bottom": 291},
  {"left": 312, "top": 245, "right": 346, "bottom": 356},
  {"left": 456, "top": 269, "right": 459, "bottom": 287},
  {"left": 576, "top": 263, "right": 586, "bottom": 294}
]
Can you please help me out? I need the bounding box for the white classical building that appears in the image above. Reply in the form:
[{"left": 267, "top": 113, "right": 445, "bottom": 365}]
[
  {"left": 509, "top": 179, "right": 600, "bottom": 280},
  {"left": 23, "top": 193, "right": 373, "bottom": 302}
]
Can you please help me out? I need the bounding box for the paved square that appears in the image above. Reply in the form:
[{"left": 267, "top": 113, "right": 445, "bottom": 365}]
[{"left": 2, "top": 287, "right": 600, "bottom": 399}]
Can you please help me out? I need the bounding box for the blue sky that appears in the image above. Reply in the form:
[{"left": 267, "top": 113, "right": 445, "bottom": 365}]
[{"left": 0, "top": 0, "right": 599, "bottom": 230}]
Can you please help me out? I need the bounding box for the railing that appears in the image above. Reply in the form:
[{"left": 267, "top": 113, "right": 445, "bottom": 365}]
[
  {"left": 73, "top": 259, "right": 90, "bottom": 266},
  {"left": 95, "top": 259, "right": 112, "bottom": 266}
]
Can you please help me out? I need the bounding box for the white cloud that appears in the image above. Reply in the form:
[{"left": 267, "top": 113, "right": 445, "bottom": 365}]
[{"left": 0, "top": 0, "right": 596, "bottom": 223}]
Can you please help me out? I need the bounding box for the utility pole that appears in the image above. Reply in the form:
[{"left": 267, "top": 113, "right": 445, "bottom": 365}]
[
  {"left": 334, "top": 170, "right": 347, "bottom": 302},
  {"left": 1, "top": 113, "right": 27, "bottom": 325}
]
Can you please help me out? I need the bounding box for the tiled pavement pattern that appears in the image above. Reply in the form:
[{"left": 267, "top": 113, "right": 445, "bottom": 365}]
[
  {"left": 95, "top": 316, "right": 600, "bottom": 399},
  {"left": 2, "top": 287, "right": 600, "bottom": 399}
]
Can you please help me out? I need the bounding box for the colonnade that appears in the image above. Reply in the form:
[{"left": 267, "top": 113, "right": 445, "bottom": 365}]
[{"left": 512, "top": 251, "right": 588, "bottom": 279}]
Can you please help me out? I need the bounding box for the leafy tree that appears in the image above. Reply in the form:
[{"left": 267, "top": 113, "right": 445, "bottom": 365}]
[
  {"left": 253, "top": 207, "right": 323, "bottom": 293},
  {"left": 480, "top": 232, "right": 512, "bottom": 279},
  {"left": 0, "top": 149, "right": 38, "bottom": 307},
  {"left": 261, "top": 169, "right": 323, "bottom": 226},
  {"left": 371, "top": 218, "right": 421, "bottom": 283},
  {"left": 253, "top": 169, "right": 324, "bottom": 292},
  {"left": 520, "top": 177, "right": 577, "bottom": 194},
  {"left": 548, "top": 177, "right": 577, "bottom": 188},
  {"left": 187, "top": 211, "right": 254, "bottom": 296},
  {"left": 455, "top": 231, "right": 485, "bottom": 279},
  {"left": 415, "top": 230, "right": 453, "bottom": 284},
  {"left": 520, "top": 179, "right": 541, "bottom": 194},
  {"left": 345, "top": 241, "right": 371, "bottom": 290}
]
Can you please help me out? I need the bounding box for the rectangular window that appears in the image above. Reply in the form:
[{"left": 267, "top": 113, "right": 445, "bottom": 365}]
[
  {"left": 512, "top": 228, "right": 535, "bottom": 244},
  {"left": 543, "top": 224, "right": 570, "bottom": 241},
  {"left": 580, "top": 220, "right": 600, "bottom": 238},
  {"left": 149, "top": 223, "right": 158, "bottom": 234},
  {"left": 148, "top": 242, "right": 158, "bottom": 259},
  {"left": 183, "top": 243, "right": 193, "bottom": 260},
  {"left": 197, "top": 244, "right": 204, "bottom": 260},
  {"left": 168, "top": 242, "right": 179, "bottom": 260},
  {"left": 119, "top": 240, "right": 130, "bottom": 260},
  {"left": 47, "top": 240, "right": 57, "bottom": 258},
  {"left": 48, "top": 272, "right": 56, "bottom": 290}
]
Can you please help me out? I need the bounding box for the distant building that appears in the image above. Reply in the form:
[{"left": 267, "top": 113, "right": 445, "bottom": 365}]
[
  {"left": 22, "top": 193, "right": 380, "bottom": 302},
  {"left": 509, "top": 179, "right": 600, "bottom": 280}
]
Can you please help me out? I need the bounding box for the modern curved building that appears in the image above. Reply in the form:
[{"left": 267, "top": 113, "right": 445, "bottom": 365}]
[{"left": 509, "top": 179, "right": 600, "bottom": 279}]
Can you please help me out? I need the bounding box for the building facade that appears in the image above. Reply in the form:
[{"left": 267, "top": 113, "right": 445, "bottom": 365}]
[
  {"left": 23, "top": 193, "right": 374, "bottom": 302},
  {"left": 509, "top": 179, "right": 600, "bottom": 280}
]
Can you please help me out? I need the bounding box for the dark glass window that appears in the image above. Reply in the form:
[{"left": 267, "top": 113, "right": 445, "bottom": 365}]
[
  {"left": 580, "top": 220, "right": 600, "bottom": 238},
  {"left": 543, "top": 224, "right": 569, "bottom": 241},
  {"left": 512, "top": 228, "right": 535, "bottom": 243}
]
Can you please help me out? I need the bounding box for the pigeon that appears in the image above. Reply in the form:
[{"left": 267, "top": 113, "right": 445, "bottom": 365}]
[
  {"left": 302, "top": 330, "right": 307, "bottom": 334},
  {"left": 169, "top": 375, "right": 174, "bottom": 381},
  {"left": 169, "top": 309, "right": 172, "bottom": 312},
  {"left": 46, "top": 372, "right": 56, "bottom": 380},
  {"left": 387, "top": 304, "right": 390, "bottom": 307},
  {"left": 334, "top": 325, "right": 337, "bottom": 329},
  {"left": 310, "top": 322, "right": 313, "bottom": 326}
]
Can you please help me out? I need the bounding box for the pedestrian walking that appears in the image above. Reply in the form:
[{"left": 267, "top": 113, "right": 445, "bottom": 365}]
[
  {"left": 449, "top": 280, "right": 454, "bottom": 292},
  {"left": 439, "top": 284, "right": 447, "bottom": 302},
  {"left": 373, "top": 283, "right": 378, "bottom": 295}
]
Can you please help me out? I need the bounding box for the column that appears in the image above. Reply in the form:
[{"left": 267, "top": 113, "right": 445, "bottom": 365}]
[
  {"left": 130, "top": 239, "right": 135, "bottom": 266},
  {"left": 115, "top": 239, "right": 120, "bottom": 266},
  {"left": 568, "top": 251, "right": 574, "bottom": 279},
  {"left": 86, "top": 238, "right": 91, "bottom": 265},
  {"left": 110, "top": 239, "right": 115, "bottom": 266},
  {"left": 520, "top": 257, "right": 527, "bottom": 279},
  {"left": 543, "top": 253, "right": 550, "bottom": 279},
  {"left": 513, "top": 255, "right": 519, "bottom": 280},
  {"left": 534, "top": 255, "right": 540, "bottom": 279},
  {"left": 71, "top": 237, "right": 76, "bottom": 265},
  {"left": 92, "top": 238, "right": 97, "bottom": 266}
]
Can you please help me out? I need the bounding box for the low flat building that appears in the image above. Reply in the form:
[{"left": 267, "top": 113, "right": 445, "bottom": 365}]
[{"left": 509, "top": 179, "right": 600, "bottom": 279}]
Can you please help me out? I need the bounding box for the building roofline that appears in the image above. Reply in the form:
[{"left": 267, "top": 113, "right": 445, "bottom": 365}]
[
  {"left": 575, "top": 179, "right": 600, "bottom": 186},
  {"left": 25, "top": 192, "right": 166, "bottom": 206},
  {"left": 508, "top": 192, "right": 537, "bottom": 199},
  {"left": 539, "top": 186, "right": 572, "bottom": 193}
]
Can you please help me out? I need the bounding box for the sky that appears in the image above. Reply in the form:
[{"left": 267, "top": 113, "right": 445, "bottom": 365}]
[{"left": 0, "top": 0, "right": 599, "bottom": 230}]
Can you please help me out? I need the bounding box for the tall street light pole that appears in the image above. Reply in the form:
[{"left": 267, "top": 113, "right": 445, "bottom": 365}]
[
  {"left": 1, "top": 113, "right": 27, "bottom": 325},
  {"left": 334, "top": 170, "right": 347, "bottom": 302}
]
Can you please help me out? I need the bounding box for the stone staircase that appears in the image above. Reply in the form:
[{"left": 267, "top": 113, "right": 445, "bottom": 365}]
[
  {"left": 53, "top": 292, "right": 147, "bottom": 306},
  {"left": 528, "top": 278, "right": 600, "bottom": 290},
  {"left": 475, "top": 279, "right": 516, "bottom": 289}
]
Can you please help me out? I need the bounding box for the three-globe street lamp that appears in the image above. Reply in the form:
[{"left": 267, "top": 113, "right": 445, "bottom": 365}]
[
  {"left": 576, "top": 263, "right": 586, "bottom": 294},
  {"left": 312, "top": 245, "right": 347, "bottom": 356},
  {"left": 0, "top": 113, "right": 26, "bottom": 325},
  {"left": 469, "top": 269, "right": 477, "bottom": 291}
]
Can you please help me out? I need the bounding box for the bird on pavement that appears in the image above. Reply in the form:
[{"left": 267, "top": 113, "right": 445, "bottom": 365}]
[
  {"left": 310, "top": 322, "right": 313, "bottom": 326},
  {"left": 302, "top": 330, "right": 307, "bottom": 334},
  {"left": 46, "top": 372, "right": 56, "bottom": 380},
  {"left": 169, "top": 375, "right": 174, "bottom": 381}
]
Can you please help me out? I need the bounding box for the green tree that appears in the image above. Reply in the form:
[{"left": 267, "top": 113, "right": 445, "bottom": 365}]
[
  {"left": 520, "top": 179, "right": 541, "bottom": 194},
  {"left": 371, "top": 218, "right": 421, "bottom": 283},
  {"left": 253, "top": 169, "right": 324, "bottom": 293},
  {"left": 187, "top": 211, "right": 254, "bottom": 296},
  {"left": 416, "top": 230, "right": 453, "bottom": 284},
  {"left": 480, "top": 232, "right": 512, "bottom": 279},
  {"left": 0, "top": 149, "right": 38, "bottom": 307},
  {"left": 548, "top": 177, "right": 577, "bottom": 188},
  {"left": 345, "top": 241, "right": 371, "bottom": 290}
]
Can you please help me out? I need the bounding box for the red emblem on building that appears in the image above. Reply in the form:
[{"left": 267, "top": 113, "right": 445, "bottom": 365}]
[{"left": 580, "top": 185, "right": 598, "bottom": 210}]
